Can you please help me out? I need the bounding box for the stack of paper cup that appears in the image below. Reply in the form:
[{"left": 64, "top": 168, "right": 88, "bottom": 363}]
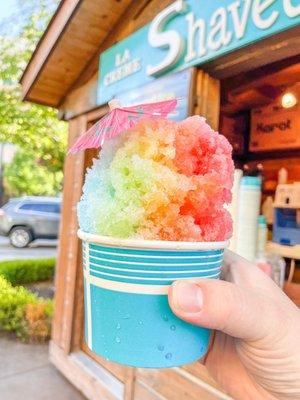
[
  {"left": 78, "top": 230, "right": 229, "bottom": 368},
  {"left": 236, "top": 176, "right": 262, "bottom": 261},
  {"left": 227, "top": 169, "right": 243, "bottom": 252}
]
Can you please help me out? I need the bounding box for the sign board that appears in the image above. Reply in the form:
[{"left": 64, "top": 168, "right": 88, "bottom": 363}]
[
  {"left": 98, "top": 0, "right": 300, "bottom": 105},
  {"left": 250, "top": 106, "right": 300, "bottom": 152},
  {"left": 117, "top": 68, "right": 195, "bottom": 121}
]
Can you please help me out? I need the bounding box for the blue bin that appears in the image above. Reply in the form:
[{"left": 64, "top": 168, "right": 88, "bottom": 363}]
[
  {"left": 273, "top": 208, "right": 300, "bottom": 246},
  {"left": 78, "top": 230, "right": 228, "bottom": 368}
]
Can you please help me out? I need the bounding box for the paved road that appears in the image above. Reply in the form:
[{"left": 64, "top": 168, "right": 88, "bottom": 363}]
[{"left": 0, "top": 235, "right": 57, "bottom": 261}]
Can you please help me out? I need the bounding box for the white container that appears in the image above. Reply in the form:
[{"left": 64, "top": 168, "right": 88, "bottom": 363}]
[
  {"left": 262, "top": 196, "right": 274, "bottom": 225},
  {"left": 227, "top": 169, "right": 243, "bottom": 252},
  {"left": 236, "top": 177, "right": 262, "bottom": 261},
  {"left": 257, "top": 215, "right": 268, "bottom": 257}
]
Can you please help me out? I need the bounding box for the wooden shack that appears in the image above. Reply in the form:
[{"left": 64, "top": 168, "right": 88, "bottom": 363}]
[{"left": 21, "top": 1, "right": 300, "bottom": 399}]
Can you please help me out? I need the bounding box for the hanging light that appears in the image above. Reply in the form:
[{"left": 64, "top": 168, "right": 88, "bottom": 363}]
[{"left": 281, "top": 92, "right": 297, "bottom": 108}]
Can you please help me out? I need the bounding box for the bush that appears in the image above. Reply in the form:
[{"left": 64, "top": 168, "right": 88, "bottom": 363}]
[
  {"left": 0, "top": 276, "right": 53, "bottom": 341},
  {"left": 0, "top": 258, "right": 55, "bottom": 285},
  {"left": 24, "top": 301, "right": 53, "bottom": 341}
]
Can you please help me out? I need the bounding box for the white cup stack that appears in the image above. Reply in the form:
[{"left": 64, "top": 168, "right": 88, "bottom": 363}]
[{"left": 236, "top": 176, "right": 262, "bottom": 262}]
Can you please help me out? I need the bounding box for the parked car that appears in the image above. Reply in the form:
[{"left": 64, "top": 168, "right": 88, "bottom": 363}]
[{"left": 0, "top": 196, "right": 61, "bottom": 248}]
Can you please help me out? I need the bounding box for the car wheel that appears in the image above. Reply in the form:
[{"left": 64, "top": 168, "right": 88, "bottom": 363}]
[{"left": 9, "top": 227, "right": 33, "bottom": 248}]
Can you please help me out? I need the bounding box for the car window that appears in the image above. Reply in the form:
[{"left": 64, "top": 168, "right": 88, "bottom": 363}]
[
  {"left": 19, "top": 203, "right": 61, "bottom": 214},
  {"left": 54, "top": 204, "right": 61, "bottom": 213},
  {"left": 19, "top": 204, "right": 34, "bottom": 211}
]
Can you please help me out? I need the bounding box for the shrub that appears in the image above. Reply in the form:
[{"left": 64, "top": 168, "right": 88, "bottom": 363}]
[
  {"left": 0, "top": 275, "right": 36, "bottom": 333},
  {"left": 0, "top": 276, "right": 53, "bottom": 341},
  {"left": 0, "top": 258, "right": 55, "bottom": 285},
  {"left": 24, "top": 300, "right": 53, "bottom": 341}
]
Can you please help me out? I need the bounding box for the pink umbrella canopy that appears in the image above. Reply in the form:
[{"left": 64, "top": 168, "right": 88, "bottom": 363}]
[{"left": 68, "top": 99, "right": 178, "bottom": 154}]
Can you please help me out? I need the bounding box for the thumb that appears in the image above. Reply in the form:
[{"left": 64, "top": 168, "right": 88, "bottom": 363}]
[{"left": 168, "top": 279, "right": 281, "bottom": 341}]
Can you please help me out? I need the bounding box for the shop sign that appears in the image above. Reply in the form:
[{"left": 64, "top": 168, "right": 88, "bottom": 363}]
[
  {"left": 250, "top": 106, "right": 300, "bottom": 151},
  {"left": 117, "top": 68, "right": 195, "bottom": 121},
  {"left": 98, "top": 0, "right": 300, "bottom": 105}
]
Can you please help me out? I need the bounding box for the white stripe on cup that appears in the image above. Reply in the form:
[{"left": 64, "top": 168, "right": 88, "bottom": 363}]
[
  {"left": 85, "top": 247, "right": 223, "bottom": 259},
  {"left": 88, "top": 260, "right": 221, "bottom": 274},
  {"left": 88, "top": 255, "right": 221, "bottom": 267},
  {"left": 89, "top": 268, "right": 220, "bottom": 281},
  {"left": 85, "top": 242, "right": 92, "bottom": 349},
  {"left": 83, "top": 270, "right": 220, "bottom": 294},
  {"left": 84, "top": 270, "right": 168, "bottom": 294}
]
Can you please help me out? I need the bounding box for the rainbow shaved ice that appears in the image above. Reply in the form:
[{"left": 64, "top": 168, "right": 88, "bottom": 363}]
[{"left": 78, "top": 116, "right": 234, "bottom": 242}]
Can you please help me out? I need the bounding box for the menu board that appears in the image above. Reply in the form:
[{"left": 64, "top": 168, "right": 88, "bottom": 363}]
[
  {"left": 117, "top": 68, "right": 195, "bottom": 121},
  {"left": 250, "top": 105, "right": 300, "bottom": 152}
]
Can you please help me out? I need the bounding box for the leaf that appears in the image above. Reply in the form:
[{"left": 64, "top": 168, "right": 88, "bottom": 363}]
[{"left": 0, "top": 0, "right": 66, "bottom": 196}]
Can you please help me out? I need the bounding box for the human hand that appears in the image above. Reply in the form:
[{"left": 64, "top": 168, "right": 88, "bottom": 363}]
[{"left": 168, "top": 250, "right": 300, "bottom": 400}]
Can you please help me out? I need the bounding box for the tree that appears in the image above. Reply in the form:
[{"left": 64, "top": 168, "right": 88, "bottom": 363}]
[
  {"left": 0, "top": 0, "right": 67, "bottom": 197},
  {"left": 4, "top": 149, "right": 63, "bottom": 197}
]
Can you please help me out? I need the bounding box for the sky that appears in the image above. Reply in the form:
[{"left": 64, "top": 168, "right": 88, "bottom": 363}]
[
  {"left": 0, "top": 0, "right": 58, "bottom": 36},
  {"left": 0, "top": 0, "right": 21, "bottom": 35},
  {"left": 0, "top": 1, "right": 17, "bottom": 22}
]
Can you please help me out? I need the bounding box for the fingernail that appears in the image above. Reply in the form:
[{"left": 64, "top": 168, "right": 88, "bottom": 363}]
[{"left": 172, "top": 282, "right": 203, "bottom": 313}]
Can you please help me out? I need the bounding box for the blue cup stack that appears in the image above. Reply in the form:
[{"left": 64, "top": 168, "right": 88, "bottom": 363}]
[{"left": 79, "top": 230, "right": 228, "bottom": 368}]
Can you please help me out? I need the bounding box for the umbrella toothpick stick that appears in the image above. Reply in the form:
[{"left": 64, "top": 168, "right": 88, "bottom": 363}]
[
  {"left": 108, "top": 99, "right": 121, "bottom": 110},
  {"left": 68, "top": 98, "right": 178, "bottom": 154}
]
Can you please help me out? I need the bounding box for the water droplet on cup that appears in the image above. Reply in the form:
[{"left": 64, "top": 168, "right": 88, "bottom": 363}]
[
  {"left": 157, "top": 344, "right": 164, "bottom": 351},
  {"left": 170, "top": 325, "right": 176, "bottom": 331},
  {"left": 116, "top": 323, "right": 121, "bottom": 330},
  {"left": 115, "top": 337, "right": 121, "bottom": 343},
  {"left": 162, "top": 315, "right": 168, "bottom": 322},
  {"left": 122, "top": 314, "right": 130, "bottom": 319},
  {"left": 165, "top": 353, "right": 172, "bottom": 360},
  {"left": 138, "top": 320, "right": 143, "bottom": 325}
]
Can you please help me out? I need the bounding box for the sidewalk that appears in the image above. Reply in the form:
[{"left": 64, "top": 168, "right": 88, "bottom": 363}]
[{"left": 0, "top": 334, "right": 86, "bottom": 400}]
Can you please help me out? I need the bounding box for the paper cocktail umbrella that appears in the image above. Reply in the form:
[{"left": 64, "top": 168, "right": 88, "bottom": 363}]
[{"left": 68, "top": 99, "right": 178, "bottom": 154}]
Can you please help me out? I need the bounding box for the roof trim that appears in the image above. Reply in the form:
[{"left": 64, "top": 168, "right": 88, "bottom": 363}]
[{"left": 20, "top": 0, "right": 82, "bottom": 103}]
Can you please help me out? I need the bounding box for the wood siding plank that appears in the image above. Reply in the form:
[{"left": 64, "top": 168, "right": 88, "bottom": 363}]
[
  {"left": 136, "top": 369, "right": 231, "bottom": 400},
  {"left": 50, "top": 342, "right": 124, "bottom": 400},
  {"left": 52, "top": 116, "right": 86, "bottom": 352}
]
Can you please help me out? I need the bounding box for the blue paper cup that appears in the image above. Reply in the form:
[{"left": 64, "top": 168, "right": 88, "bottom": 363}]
[{"left": 78, "top": 230, "right": 228, "bottom": 368}]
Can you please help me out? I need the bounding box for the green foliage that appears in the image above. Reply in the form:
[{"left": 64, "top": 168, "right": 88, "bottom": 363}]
[
  {"left": 0, "top": 275, "right": 36, "bottom": 333},
  {"left": 4, "top": 150, "right": 63, "bottom": 196},
  {"left": 0, "top": 258, "right": 55, "bottom": 285},
  {"left": 0, "top": 276, "right": 53, "bottom": 341},
  {"left": 0, "top": 0, "right": 67, "bottom": 196}
]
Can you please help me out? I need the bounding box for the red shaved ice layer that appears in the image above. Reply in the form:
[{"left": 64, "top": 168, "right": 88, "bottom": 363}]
[{"left": 78, "top": 116, "right": 234, "bottom": 242}]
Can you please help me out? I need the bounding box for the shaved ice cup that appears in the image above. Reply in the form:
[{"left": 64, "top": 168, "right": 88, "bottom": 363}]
[{"left": 78, "top": 229, "right": 228, "bottom": 368}]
